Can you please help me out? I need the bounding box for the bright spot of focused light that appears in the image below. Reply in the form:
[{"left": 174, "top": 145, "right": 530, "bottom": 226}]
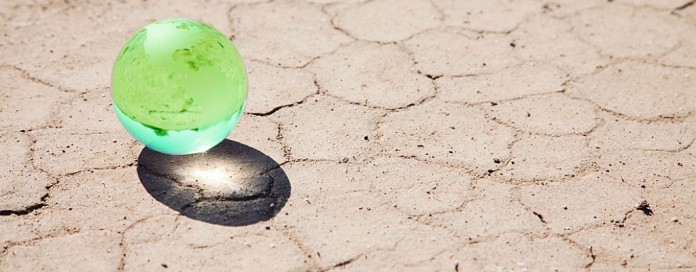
[{"left": 188, "top": 167, "right": 238, "bottom": 191}]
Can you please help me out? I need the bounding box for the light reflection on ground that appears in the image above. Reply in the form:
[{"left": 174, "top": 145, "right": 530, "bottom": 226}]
[{"left": 136, "top": 139, "right": 290, "bottom": 226}]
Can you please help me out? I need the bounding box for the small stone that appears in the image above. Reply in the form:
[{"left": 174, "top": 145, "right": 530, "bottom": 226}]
[
  {"left": 635, "top": 200, "right": 650, "bottom": 210},
  {"left": 671, "top": 217, "right": 679, "bottom": 222}
]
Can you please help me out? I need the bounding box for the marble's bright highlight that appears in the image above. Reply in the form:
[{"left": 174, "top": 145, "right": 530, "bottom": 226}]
[{"left": 112, "top": 18, "right": 247, "bottom": 155}]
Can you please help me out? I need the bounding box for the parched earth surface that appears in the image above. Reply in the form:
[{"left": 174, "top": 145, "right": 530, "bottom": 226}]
[{"left": 2, "top": 0, "right": 696, "bottom": 271}]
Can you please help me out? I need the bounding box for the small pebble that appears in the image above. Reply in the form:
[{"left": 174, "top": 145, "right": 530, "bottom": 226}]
[
  {"left": 671, "top": 217, "right": 679, "bottom": 222},
  {"left": 635, "top": 200, "right": 650, "bottom": 210}
]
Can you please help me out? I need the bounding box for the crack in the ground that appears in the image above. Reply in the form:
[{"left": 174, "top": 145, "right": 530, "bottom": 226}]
[
  {"left": 62, "top": 163, "right": 135, "bottom": 177},
  {"left": 324, "top": 6, "right": 361, "bottom": 43},
  {"left": 562, "top": 90, "right": 696, "bottom": 124},
  {"left": 272, "top": 225, "right": 320, "bottom": 270},
  {"left": 473, "top": 93, "right": 602, "bottom": 138},
  {"left": 313, "top": 63, "right": 439, "bottom": 112},
  {"left": 247, "top": 92, "right": 320, "bottom": 117},
  {"left": 322, "top": 254, "right": 362, "bottom": 271},
  {"left": 3, "top": 131, "right": 63, "bottom": 218},
  {"left": 585, "top": 245, "right": 597, "bottom": 269},
  {"left": 669, "top": 0, "right": 695, "bottom": 11},
  {"left": 229, "top": 1, "right": 358, "bottom": 69},
  {"left": 532, "top": 211, "right": 546, "bottom": 224},
  {"left": 117, "top": 215, "right": 159, "bottom": 271},
  {"left": 321, "top": 0, "right": 449, "bottom": 45},
  {"left": 0, "top": 228, "right": 82, "bottom": 258},
  {"left": 0, "top": 194, "right": 47, "bottom": 216},
  {"left": 1, "top": 64, "right": 73, "bottom": 93},
  {"left": 323, "top": 91, "right": 435, "bottom": 113}
]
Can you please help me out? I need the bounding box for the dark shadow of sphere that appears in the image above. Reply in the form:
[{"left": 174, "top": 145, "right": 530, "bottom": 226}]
[{"left": 137, "top": 140, "right": 290, "bottom": 226}]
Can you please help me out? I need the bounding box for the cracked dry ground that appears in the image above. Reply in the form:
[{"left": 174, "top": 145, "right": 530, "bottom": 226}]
[{"left": 2, "top": 0, "right": 696, "bottom": 271}]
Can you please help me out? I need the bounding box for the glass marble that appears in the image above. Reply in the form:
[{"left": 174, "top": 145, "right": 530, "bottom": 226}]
[{"left": 112, "top": 18, "right": 247, "bottom": 155}]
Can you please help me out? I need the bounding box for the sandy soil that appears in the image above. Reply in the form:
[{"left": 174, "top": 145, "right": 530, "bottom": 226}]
[{"left": 2, "top": 0, "right": 696, "bottom": 271}]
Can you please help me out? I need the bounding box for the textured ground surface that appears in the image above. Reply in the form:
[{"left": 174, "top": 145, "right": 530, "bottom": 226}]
[{"left": 2, "top": 0, "right": 696, "bottom": 271}]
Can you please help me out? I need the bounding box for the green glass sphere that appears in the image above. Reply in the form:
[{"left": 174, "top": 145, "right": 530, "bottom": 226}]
[{"left": 112, "top": 18, "right": 247, "bottom": 155}]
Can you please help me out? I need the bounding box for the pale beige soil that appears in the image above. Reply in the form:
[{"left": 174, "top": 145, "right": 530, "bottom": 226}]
[{"left": 1, "top": 0, "right": 696, "bottom": 271}]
